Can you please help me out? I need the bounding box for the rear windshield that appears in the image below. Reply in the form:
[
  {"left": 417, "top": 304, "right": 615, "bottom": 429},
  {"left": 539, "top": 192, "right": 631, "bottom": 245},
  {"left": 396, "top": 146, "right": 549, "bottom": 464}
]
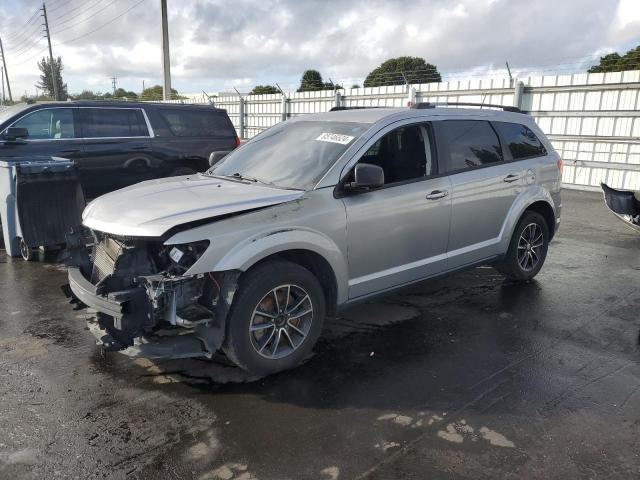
[
  {"left": 209, "top": 121, "right": 370, "bottom": 190},
  {"left": 159, "top": 109, "right": 234, "bottom": 137}
]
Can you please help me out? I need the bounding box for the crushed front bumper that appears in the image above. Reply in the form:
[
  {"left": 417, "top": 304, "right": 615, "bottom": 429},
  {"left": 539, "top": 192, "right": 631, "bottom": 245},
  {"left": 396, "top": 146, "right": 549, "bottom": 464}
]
[{"left": 67, "top": 266, "right": 223, "bottom": 360}]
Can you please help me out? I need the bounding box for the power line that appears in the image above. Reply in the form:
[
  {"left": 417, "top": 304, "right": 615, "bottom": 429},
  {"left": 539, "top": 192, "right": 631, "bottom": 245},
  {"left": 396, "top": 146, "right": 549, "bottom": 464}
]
[
  {"left": 53, "top": 0, "right": 146, "bottom": 47},
  {"left": 49, "top": 0, "right": 109, "bottom": 26},
  {"left": 0, "top": 9, "right": 41, "bottom": 44},
  {"left": 50, "top": 0, "right": 121, "bottom": 35}
]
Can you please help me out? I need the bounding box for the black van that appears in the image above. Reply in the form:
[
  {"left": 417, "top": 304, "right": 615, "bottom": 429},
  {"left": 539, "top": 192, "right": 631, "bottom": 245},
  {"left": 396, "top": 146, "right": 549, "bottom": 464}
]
[{"left": 0, "top": 101, "right": 239, "bottom": 198}]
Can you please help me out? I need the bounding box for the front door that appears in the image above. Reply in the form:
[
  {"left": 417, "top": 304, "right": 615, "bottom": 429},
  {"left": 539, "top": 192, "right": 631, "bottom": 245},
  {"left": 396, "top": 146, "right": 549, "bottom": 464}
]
[
  {"left": 0, "top": 107, "right": 84, "bottom": 163},
  {"left": 341, "top": 122, "right": 452, "bottom": 299}
]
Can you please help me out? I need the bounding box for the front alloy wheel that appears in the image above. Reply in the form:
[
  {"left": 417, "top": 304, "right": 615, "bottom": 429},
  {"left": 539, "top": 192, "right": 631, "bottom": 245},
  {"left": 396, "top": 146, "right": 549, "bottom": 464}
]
[
  {"left": 249, "top": 284, "right": 314, "bottom": 359},
  {"left": 223, "top": 260, "right": 325, "bottom": 376}
]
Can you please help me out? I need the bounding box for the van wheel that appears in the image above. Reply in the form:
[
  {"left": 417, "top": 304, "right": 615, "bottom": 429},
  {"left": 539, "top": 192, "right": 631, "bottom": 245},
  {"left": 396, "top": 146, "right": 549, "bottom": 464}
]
[
  {"left": 169, "top": 167, "right": 197, "bottom": 176},
  {"left": 223, "top": 260, "right": 325, "bottom": 376},
  {"left": 20, "top": 238, "right": 35, "bottom": 261},
  {"left": 496, "top": 211, "right": 549, "bottom": 281}
]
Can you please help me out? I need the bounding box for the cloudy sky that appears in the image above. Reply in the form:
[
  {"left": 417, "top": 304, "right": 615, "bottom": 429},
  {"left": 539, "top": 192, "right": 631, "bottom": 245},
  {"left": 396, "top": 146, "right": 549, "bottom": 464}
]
[{"left": 0, "top": 0, "right": 639, "bottom": 97}]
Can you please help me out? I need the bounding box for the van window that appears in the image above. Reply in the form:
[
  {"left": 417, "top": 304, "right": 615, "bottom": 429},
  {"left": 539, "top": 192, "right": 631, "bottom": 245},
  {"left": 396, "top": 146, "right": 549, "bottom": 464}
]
[
  {"left": 440, "top": 120, "right": 503, "bottom": 173},
  {"left": 159, "top": 109, "right": 233, "bottom": 137},
  {"left": 494, "top": 122, "right": 547, "bottom": 159},
  {"left": 11, "top": 108, "right": 75, "bottom": 139},
  {"left": 80, "top": 108, "right": 149, "bottom": 138},
  {"left": 357, "top": 124, "right": 434, "bottom": 184}
]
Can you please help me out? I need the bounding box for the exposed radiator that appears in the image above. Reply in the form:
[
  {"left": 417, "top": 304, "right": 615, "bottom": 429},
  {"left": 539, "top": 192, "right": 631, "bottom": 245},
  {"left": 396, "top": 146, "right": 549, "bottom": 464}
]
[{"left": 91, "top": 237, "right": 124, "bottom": 283}]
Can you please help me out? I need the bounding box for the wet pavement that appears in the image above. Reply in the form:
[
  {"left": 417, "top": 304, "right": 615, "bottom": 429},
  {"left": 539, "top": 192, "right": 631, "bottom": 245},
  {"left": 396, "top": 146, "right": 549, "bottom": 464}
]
[{"left": 1, "top": 189, "right": 639, "bottom": 480}]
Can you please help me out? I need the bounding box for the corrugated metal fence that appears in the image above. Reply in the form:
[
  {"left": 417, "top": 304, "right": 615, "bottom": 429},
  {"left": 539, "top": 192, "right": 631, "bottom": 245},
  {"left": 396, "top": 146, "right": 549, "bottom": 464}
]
[{"left": 170, "top": 70, "right": 640, "bottom": 191}]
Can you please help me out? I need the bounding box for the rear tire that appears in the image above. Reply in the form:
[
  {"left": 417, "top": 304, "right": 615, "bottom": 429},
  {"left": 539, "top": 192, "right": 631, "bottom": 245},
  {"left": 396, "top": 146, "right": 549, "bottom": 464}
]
[
  {"left": 222, "top": 260, "right": 326, "bottom": 376},
  {"left": 496, "top": 211, "right": 549, "bottom": 281},
  {"left": 20, "top": 238, "right": 35, "bottom": 262}
]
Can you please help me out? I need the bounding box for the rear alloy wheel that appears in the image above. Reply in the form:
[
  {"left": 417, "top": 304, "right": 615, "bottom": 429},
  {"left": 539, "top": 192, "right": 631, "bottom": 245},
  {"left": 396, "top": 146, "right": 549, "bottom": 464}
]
[
  {"left": 223, "top": 260, "right": 325, "bottom": 375},
  {"left": 496, "top": 211, "right": 549, "bottom": 281}
]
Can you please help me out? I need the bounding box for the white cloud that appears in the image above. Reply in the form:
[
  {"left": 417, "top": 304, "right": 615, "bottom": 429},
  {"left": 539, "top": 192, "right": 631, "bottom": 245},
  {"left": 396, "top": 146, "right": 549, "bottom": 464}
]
[{"left": 0, "top": 0, "right": 637, "bottom": 97}]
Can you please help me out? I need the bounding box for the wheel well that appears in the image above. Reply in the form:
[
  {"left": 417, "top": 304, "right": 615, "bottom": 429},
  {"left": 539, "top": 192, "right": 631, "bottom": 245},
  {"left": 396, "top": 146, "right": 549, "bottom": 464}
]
[
  {"left": 248, "top": 250, "right": 338, "bottom": 316},
  {"left": 525, "top": 201, "right": 556, "bottom": 239}
]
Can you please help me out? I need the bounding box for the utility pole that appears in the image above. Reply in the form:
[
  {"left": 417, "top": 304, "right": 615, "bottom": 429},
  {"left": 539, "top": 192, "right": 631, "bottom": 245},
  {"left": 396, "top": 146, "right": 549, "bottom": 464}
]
[
  {"left": 111, "top": 76, "right": 118, "bottom": 96},
  {"left": 0, "top": 36, "right": 12, "bottom": 102},
  {"left": 160, "top": 0, "right": 172, "bottom": 100},
  {"left": 1, "top": 66, "right": 5, "bottom": 105},
  {"left": 41, "top": 3, "right": 59, "bottom": 101}
]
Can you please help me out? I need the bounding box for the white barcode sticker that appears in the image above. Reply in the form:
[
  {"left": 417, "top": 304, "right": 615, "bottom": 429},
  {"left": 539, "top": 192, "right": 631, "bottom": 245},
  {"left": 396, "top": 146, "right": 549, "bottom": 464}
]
[
  {"left": 169, "top": 247, "right": 184, "bottom": 263},
  {"left": 315, "top": 132, "right": 355, "bottom": 145}
]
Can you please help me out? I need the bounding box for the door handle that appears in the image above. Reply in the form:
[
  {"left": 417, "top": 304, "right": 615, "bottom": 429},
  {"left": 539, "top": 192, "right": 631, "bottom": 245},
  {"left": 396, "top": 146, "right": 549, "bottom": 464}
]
[
  {"left": 60, "top": 149, "right": 80, "bottom": 154},
  {"left": 503, "top": 174, "right": 521, "bottom": 183},
  {"left": 132, "top": 146, "right": 148, "bottom": 150},
  {"left": 426, "top": 190, "right": 449, "bottom": 200}
]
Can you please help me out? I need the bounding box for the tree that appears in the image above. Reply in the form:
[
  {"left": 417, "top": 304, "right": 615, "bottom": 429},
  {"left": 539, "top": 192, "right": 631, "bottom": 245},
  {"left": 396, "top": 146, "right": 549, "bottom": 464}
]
[
  {"left": 297, "top": 69, "right": 324, "bottom": 92},
  {"left": 36, "top": 56, "right": 68, "bottom": 100},
  {"left": 351, "top": 84, "right": 360, "bottom": 89},
  {"left": 140, "top": 84, "right": 183, "bottom": 100},
  {"left": 363, "top": 56, "right": 441, "bottom": 87},
  {"left": 113, "top": 87, "right": 138, "bottom": 99},
  {"left": 73, "top": 90, "right": 99, "bottom": 100},
  {"left": 588, "top": 46, "right": 640, "bottom": 73},
  {"left": 250, "top": 85, "right": 279, "bottom": 95}
]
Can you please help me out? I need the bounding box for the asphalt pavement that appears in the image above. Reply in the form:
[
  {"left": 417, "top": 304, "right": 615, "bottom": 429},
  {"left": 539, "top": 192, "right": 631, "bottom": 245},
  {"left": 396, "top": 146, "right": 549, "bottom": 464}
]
[{"left": 0, "top": 189, "right": 639, "bottom": 480}]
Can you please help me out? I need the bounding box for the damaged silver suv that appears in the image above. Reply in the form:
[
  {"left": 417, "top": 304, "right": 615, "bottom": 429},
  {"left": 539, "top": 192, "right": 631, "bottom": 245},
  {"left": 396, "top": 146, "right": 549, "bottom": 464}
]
[{"left": 67, "top": 104, "right": 562, "bottom": 375}]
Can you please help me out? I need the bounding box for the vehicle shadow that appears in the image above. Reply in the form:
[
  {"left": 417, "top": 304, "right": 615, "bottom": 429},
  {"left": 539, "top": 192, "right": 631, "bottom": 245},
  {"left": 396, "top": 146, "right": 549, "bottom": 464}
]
[{"left": 97, "top": 268, "right": 552, "bottom": 415}]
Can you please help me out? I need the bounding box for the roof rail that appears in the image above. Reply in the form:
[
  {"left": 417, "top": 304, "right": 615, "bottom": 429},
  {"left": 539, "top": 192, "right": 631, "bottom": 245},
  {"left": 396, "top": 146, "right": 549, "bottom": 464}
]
[
  {"left": 411, "top": 102, "right": 523, "bottom": 113},
  {"left": 329, "top": 106, "right": 383, "bottom": 111}
]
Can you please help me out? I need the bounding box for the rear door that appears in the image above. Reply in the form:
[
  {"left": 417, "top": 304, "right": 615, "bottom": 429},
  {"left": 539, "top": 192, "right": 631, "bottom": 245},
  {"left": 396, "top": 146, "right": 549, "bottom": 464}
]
[
  {"left": 0, "top": 107, "right": 83, "bottom": 161},
  {"left": 77, "top": 107, "right": 152, "bottom": 198},
  {"left": 435, "top": 119, "right": 524, "bottom": 269},
  {"left": 153, "top": 107, "right": 237, "bottom": 171}
]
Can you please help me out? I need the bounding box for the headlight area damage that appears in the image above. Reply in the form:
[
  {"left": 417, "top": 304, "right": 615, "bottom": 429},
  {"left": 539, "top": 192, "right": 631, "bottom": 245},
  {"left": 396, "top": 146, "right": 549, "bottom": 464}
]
[{"left": 65, "top": 230, "right": 239, "bottom": 359}]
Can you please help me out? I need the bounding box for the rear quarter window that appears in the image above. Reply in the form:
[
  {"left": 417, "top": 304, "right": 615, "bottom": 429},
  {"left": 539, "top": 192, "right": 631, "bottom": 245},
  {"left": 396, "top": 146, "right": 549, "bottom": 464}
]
[
  {"left": 494, "top": 122, "right": 547, "bottom": 160},
  {"left": 159, "top": 109, "right": 234, "bottom": 137}
]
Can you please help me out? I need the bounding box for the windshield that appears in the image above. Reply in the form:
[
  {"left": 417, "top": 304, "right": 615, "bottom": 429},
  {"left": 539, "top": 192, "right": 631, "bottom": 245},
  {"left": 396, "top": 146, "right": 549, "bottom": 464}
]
[
  {"left": 208, "top": 120, "right": 370, "bottom": 190},
  {"left": 0, "top": 104, "right": 29, "bottom": 127}
]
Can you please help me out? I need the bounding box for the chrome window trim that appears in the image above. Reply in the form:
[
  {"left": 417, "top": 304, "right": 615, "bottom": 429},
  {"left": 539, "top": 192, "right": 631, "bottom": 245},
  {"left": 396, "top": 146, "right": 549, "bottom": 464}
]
[{"left": 2, "top": 106, "right": 154, "bottom": 141}]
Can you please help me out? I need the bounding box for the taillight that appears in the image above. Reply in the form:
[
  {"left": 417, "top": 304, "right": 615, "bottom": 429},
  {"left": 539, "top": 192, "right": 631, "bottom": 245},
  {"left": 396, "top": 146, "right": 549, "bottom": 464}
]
[
  {"left": 235, "top": 136, "right": 241, "bottom": 148},
  {"left": 557, "top": 158, "right": 563, "bottom": 174}
]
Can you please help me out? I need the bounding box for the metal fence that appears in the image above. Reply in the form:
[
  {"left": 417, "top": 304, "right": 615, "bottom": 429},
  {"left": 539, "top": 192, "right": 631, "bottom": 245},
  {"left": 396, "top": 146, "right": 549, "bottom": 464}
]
[{"left": 169, "top": 70, "right": 640, "bottom": 191}]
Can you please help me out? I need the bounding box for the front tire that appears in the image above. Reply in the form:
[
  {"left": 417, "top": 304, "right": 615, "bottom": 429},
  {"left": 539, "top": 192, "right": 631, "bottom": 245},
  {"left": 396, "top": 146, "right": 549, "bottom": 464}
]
[
  {"left": 223, "top": 260, "right": 326, "bottom": 376},
  {"left": 496, "top": 211, "right": 549, "bottom": 281}
]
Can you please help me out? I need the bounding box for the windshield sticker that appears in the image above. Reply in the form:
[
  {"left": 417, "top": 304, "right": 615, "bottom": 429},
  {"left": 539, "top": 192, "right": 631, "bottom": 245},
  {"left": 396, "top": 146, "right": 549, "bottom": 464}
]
[{"left": 315, "top": 132, "right": 355, "bottom": 145}]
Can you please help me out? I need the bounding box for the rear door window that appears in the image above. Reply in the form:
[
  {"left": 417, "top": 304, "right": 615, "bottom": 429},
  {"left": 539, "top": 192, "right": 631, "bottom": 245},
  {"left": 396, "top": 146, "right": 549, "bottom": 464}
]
[
  {"left": 493, "top": 122, "right": 547, "bottom": 159},
  {"left": 159, "top": 109, "right": 233, "bottom": 137},
  {"left": 439, "top": 120, "right": 503, "bottom": 173},
  {"left": 80, "top": 108, "right": 149, "bottom": 138},
  {"left": 11, "top": 108, "right": 76, "bottom": 139}
]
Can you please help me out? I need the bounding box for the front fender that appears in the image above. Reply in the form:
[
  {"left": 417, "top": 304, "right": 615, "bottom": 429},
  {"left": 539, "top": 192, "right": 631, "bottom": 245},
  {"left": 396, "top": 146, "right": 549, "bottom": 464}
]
[{"left": 186, "top": 227, "right": 349, "bottom": 304}]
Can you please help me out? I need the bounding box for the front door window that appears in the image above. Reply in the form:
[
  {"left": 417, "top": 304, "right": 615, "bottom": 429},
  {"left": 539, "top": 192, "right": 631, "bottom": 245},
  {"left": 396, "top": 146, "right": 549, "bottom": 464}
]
[{"left": 11, "top": 108, "right": 76, "bottom": 140}]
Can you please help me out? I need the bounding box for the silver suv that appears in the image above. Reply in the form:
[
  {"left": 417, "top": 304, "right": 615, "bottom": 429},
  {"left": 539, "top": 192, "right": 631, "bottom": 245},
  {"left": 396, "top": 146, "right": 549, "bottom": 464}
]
[{"left": 67, "top": 104, "right": 562, "bottom": 375}]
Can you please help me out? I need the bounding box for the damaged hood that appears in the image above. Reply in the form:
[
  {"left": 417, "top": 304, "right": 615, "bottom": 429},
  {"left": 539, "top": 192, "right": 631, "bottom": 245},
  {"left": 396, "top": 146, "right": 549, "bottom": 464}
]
[{"left": 82, "top": 174, "right": 305, "bottom": 237}]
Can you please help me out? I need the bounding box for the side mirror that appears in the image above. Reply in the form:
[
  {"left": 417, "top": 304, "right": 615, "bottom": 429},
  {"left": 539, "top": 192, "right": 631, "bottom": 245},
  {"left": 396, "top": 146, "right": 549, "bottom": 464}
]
[
  {"left": 346, "top": 163, "right": 384, "bottom": 191},
  {"left": 3, "top": 127, "right": 29, "bottom": 142},
  {"left": 209, "top": 150, "right": 231, "bottom": 166}
]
